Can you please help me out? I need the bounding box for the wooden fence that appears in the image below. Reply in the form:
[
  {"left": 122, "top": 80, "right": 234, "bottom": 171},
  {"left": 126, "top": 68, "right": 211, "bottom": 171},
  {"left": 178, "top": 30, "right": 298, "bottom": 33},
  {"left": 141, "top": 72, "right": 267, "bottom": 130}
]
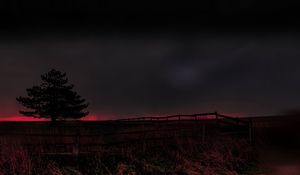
[{"left": 0, "top": 112, "right": 253, "bottom": 156}]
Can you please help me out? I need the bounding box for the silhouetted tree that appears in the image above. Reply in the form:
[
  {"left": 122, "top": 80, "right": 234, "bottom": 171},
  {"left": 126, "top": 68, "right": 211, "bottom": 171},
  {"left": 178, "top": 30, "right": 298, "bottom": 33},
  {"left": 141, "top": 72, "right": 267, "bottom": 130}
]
[{"left": 16, "top": 69, "right": 89, "bottom": 125}]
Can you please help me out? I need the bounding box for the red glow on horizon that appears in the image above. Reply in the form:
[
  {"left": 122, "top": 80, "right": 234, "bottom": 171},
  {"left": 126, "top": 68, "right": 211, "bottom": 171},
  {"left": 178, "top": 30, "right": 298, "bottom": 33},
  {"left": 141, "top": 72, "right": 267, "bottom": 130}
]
[
  {"left": 0, "top": 112, "right": 246, "bottom": 122},
  {"left": 0, "top": 116, "right": 48, "bottom": 121},
  {"left": 80, "top": 115, "right": 98, "bottom": 121},
  {"left": 0, "top": 115, "right": 111, "bottom": 121}
]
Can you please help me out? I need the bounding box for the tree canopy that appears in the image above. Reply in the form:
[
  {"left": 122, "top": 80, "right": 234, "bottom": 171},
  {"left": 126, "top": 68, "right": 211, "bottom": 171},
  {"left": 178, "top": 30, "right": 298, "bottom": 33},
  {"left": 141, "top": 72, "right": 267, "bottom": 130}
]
[{"left": 16, "top": 69, "right": 89, "bottom": 124}]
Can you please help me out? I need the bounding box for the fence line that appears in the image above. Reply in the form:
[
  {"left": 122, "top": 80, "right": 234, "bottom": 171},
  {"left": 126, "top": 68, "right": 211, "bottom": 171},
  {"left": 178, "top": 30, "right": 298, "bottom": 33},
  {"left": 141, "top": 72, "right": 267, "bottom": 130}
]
[
  {"left": 0, "top": 112, "right": 252, "bottom": 155},
  {"left": 118, "top": 112, "right": 250, "bottom": 125}
]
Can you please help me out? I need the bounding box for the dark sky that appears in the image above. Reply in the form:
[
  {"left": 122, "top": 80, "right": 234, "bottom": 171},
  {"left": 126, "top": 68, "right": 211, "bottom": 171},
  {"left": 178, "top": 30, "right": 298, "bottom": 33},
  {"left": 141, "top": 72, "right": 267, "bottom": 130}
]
[{"left": 1, "top": 1, "right": 300, "bottom": 119}]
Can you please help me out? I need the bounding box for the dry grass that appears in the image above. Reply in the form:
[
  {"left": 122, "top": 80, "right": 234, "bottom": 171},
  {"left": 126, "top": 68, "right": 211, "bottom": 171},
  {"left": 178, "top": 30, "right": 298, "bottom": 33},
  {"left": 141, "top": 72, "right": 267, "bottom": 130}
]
[{"left": 0, "top": 135, "right": 259, "bottom": 175}]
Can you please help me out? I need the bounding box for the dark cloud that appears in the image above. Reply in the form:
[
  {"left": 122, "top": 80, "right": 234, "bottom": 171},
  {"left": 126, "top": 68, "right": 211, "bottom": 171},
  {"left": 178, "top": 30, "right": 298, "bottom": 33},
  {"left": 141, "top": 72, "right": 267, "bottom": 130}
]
[{"left": 1, "top": 32, "right": 300, "bottom": 119}]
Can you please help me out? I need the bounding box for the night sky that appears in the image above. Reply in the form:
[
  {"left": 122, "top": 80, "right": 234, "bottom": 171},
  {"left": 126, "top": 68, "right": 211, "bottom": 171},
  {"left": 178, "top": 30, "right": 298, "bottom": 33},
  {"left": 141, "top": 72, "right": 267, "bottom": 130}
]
[{"left": 0, "top": 1, "right": 300, "bottom": 120}]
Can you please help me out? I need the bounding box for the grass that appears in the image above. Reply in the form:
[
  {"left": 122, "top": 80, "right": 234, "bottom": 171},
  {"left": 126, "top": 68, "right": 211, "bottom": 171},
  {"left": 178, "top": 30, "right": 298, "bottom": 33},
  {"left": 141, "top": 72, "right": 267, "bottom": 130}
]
[{"left": 0, "top": 135, "right": 260, "bottom": 175}]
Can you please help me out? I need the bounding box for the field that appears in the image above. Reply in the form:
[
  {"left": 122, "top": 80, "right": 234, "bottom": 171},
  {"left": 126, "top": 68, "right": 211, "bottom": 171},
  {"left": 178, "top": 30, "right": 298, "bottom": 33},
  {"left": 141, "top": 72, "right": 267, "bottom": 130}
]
[{"left": 0, "top": 113, "right": 299, "bottom": 174}]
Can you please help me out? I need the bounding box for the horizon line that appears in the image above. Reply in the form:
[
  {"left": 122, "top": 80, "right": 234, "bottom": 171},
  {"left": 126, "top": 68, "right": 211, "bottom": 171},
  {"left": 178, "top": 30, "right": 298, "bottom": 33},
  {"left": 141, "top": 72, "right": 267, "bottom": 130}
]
[{"left": 0, "top": 112, "right": 290, "bottom": 122}]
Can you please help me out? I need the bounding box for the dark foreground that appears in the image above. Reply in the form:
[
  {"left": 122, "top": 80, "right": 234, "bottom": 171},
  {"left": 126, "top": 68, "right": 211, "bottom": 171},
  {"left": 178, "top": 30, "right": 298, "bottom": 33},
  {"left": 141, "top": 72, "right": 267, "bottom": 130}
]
[{"left": 0, "top": 115, "right": 299, "bottom": 174}]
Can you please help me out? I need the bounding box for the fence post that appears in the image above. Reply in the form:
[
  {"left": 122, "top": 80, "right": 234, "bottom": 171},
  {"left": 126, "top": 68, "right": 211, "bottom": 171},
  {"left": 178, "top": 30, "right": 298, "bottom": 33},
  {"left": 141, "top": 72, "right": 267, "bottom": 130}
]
[
  {"left": 73, "top": 129, "right": 80, "bottom": 156},
  {"left": 249, "top": 120, "right": 253, "bottom": 144},
  {"left": 202, "top": 123, "right": 206, "bottom": 143}
]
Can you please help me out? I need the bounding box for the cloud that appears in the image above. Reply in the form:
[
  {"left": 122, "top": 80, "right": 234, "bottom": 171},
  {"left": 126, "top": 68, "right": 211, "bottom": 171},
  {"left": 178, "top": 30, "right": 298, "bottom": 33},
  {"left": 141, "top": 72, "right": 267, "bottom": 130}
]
[{"left": 1, "top": 33, "right": 300, "bottom": 118}]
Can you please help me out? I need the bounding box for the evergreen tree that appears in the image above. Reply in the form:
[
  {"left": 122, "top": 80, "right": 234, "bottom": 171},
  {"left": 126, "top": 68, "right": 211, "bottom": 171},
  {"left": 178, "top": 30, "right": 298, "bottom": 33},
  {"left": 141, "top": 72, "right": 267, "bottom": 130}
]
[{"left": 16, "top": 69, "right": 89, "bottom": 125}]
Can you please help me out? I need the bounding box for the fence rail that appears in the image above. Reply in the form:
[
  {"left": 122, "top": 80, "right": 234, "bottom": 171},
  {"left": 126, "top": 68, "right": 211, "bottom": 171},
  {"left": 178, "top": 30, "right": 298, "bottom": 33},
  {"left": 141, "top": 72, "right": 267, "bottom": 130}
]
[
  {"left": 117, "top": 112, "right": 217, "bottom": 121},
  {"left": 0, "top": 112, "right": 252, "bottom": 155},
  {"left": 118, "top": 112, "right": 250, "bottom": 125}
]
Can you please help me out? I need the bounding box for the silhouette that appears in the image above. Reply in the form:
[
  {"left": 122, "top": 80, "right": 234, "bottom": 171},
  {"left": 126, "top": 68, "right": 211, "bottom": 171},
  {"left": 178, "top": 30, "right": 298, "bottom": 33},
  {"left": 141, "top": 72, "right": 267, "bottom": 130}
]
[{"left": 16, "top": 69, "right": 89, "bottom": 125}]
